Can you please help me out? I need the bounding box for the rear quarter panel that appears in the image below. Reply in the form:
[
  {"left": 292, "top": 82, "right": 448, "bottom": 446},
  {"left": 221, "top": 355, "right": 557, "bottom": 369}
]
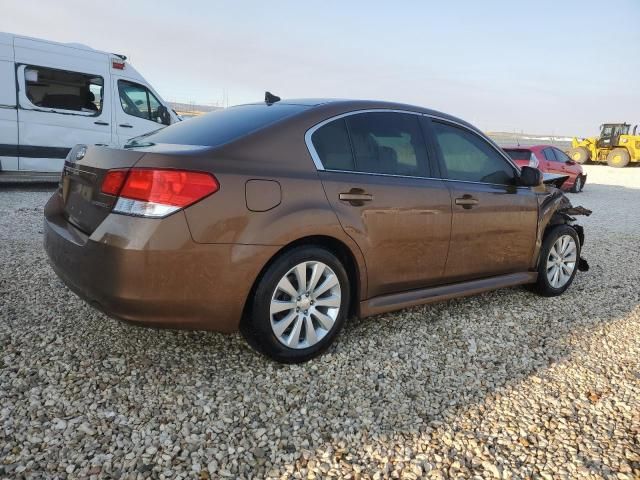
[{"left": 155, "top": 118, "right": 369, "bottom": 299}]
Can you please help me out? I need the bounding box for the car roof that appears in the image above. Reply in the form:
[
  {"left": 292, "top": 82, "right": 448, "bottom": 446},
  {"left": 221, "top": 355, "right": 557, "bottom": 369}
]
[{"left": 241, "top": 98, "right": 478, "bottom": 131}]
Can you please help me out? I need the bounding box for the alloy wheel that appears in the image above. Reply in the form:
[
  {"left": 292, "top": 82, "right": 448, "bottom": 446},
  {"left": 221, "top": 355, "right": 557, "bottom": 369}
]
[
  {"left": 269, "top": 261, "right": 341, "bottom": 349},
  {"left": 546, "top": 235, "right": 577, "bottom": 288}
]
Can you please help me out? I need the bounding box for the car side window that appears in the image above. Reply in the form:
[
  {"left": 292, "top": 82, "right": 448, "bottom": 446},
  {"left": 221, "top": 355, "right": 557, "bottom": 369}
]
[
  {"left": 431, "top": 121, "right": 516, "bottom": 185},
  {"left": 553, "top": 148, "right": 570, "bottom": 163},
  {"left": 345, "top": 112, "right": 429, "bottom": 176},
  {"left": 118, "top": 80, "right": 169, "bottom": 125},
  {"left": 311, "top": 112, "right": 430, "bottom": 176},
  {"left": 311, "top": 119, "right": 355, "bottom": 171},
  {"left": 543, "top": 148, "right": 558, "bottom": 162}
]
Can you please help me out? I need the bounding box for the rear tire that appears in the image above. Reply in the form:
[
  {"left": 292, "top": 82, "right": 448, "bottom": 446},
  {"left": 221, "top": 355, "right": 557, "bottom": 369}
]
[
  {"left": 606, "top": 148, "right": 630, "bottom": 168},
  {"left": 241, "top": 246, "right": 350, "bottom": 363},
  {"left": 567, "top": 147, "right": 590, "bottom": 164},
  {"left": 533, "top": 225, "right": 580, "bottom": 297}
]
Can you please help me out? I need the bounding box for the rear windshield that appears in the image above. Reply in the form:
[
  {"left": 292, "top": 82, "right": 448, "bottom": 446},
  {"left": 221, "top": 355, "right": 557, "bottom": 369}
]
[
  {"left": 504, "top": 149, "right": 532, "bottom": 161},
  {"left": 126, "top": 103, "right": 308, "bottom": 148}
]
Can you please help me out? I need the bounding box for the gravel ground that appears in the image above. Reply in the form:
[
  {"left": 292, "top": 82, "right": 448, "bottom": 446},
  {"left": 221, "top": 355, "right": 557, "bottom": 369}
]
[{"left": 1, "top": 166, "right": 639, "bottom": 479}]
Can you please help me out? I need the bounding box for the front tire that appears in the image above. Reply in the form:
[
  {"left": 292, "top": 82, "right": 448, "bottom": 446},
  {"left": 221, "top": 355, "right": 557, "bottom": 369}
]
[
  {"left": 570, "top": 175, "right": 583, "bottom": 193},
  {"left": 567, "top": 147, "right": 590, "bottom": 164},
  {"left": 241, "top": 246, "right": 350, "bottom": 363},
  {"left": 533, "top": 225, "right": 580, "bottom": 297},
  {"left": 606, "top": 148, "right": 630, "bottom": 168}
]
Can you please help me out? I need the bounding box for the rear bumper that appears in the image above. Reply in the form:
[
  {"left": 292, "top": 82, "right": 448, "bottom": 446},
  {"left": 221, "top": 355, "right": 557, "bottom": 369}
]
[{"left": 43, "top": 193, "right": 279, "bottom": 333}]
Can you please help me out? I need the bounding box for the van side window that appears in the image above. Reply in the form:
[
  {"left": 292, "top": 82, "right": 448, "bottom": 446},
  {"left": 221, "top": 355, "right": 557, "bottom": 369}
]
[
  {"left": 118, "top": 80, "right": 169, "bottom": 125},
  {"left": 24, "top": 66, "right": 103, "bottom": 114}
]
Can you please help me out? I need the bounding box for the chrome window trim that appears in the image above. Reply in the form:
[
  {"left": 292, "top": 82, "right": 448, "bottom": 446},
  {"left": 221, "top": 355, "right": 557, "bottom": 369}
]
[
  {"left": 320, "top": 168, "right": 530, "bottom": 190},
  {"left": 316, "top": 168, "right": 439, "bottom": 181},
  {"left": 304, "top": 108, "right": 522, "bottom": 185}
]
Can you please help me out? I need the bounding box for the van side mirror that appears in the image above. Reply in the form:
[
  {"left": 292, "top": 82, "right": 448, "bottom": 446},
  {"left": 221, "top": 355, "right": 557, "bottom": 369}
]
[
  {"left": 157, "top": 105, "right": 171, "bottom": 126},
  {"left": 518, "top": 166, "right": 543, "bottom": 187}
]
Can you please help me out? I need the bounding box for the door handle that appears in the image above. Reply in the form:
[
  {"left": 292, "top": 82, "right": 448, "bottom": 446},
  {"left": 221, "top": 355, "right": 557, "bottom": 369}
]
[
  {"left": 119, "top": 123, "right": 133, "bottom": 128},
  {"left": 94, "top": 121, "right": 109, "bottom": 126},
  {"left": 339, "top": 189, "right": 372, "bottom": 205},
  {"left": 455, "top": 195, "right": 479, "bottom": 209}
]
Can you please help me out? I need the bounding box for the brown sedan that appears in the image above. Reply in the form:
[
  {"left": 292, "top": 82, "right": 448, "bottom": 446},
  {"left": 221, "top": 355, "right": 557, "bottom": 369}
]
[{"left": 44, "top": 98, "right": 589, "bottom": 362}]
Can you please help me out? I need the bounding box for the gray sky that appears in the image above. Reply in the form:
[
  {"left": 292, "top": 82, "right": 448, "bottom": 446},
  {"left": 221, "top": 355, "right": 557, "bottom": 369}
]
[{"left": 2, "top": 0, "right": 639, "bottom": 135}]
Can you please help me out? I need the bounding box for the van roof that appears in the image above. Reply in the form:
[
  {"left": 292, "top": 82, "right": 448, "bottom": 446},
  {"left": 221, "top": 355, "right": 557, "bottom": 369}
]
[{"left": 1, "top": 32, "right": 126, "bottom": 59}]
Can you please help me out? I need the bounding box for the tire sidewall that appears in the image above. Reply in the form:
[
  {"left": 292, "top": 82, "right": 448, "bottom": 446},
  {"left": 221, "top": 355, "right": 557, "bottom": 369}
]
[
  {"left": 571, "top": 175, "right": 582, "bottom": 193},
  {"left": 537, "top": 225, "right": 581, "bottom": 296},
  {"left": 245, "top": 246, "right": 351, "bottom": 363},
  {"left": 607, "top": 149, "right": 630, "bottom": 168}
]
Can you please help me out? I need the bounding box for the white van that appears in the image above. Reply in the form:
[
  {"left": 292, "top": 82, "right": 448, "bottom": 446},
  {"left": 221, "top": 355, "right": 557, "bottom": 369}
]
[{"left": 0, "top": 32, "right": 179, "bottom": 180}]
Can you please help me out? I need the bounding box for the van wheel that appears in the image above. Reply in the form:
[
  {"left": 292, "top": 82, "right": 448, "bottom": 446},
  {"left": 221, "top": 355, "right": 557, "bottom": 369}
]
[
  {"left": 242, "top": 246, "right": 350, "bottom": 363},
  {"left": 606, "top": 148, "right": 630, "bottom": 168},
  {"left": 567, "top": 147, "right": 590, "bottom": 164},
  {"left": 533, "top": 225, "right": 580, "bottom": 297}
]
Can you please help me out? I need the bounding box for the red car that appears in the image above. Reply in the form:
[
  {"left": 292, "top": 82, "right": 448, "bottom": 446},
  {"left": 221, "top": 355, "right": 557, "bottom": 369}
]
[{"left": 503, "top": 145, "right": 586, "bottom": 193}]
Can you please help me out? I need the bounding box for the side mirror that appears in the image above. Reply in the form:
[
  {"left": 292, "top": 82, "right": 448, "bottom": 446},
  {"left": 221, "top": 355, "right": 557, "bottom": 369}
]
[
  {"left": 157, "top": 105, "right": 171, "bottom": 126},
  {"left": 566, "top": 159, "right": 575, "bottom": 165},
  {"left": 518, "top": 166, "right": 543, "bottom": 187}
]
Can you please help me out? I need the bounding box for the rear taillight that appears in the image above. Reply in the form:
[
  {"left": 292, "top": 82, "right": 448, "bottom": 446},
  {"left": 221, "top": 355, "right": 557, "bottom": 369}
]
[
  {"left": 101, "top": 170, "right": 128, "bottom": 195},
  {"left": 102, "top": 168, "right": 219, "bottom": 218}
]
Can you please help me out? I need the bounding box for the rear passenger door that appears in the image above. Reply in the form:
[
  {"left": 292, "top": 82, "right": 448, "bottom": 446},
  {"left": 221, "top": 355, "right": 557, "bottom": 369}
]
[
  {"left": 426, "top": 118, "right": 538, "bottom": 282},
  {"left": 15, "top": 64, "right": 112, "bottom": 172},
  {"left": 309, "top": 111, "right": 452, "bottom": 298}
]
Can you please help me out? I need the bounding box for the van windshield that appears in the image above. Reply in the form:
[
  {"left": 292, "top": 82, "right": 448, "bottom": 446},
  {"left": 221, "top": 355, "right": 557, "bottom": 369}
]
[{"left": 126, "top": 103, "right": 308, "bottom": 148}]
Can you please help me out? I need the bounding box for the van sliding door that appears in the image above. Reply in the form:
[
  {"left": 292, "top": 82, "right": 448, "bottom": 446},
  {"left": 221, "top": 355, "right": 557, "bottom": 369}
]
[
  {"left": 14, "top": 36, "right": 112, "bottom": 173},
  {"left": 0, "top": 36, "right": 18, "bottom": 172}
]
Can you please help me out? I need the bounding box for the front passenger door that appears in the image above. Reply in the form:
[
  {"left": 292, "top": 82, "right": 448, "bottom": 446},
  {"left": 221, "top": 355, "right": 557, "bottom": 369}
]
[
  {"left": 428, "top": 119, "right": 538, "bottom": 282},
  {"left": 113, "top": 79, "right": 169, "bottom": 145}
]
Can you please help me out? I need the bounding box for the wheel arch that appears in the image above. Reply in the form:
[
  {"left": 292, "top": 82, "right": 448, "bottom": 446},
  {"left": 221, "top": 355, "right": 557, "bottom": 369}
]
[{"left": 240, "top": 235, "right": 365, "bottom": 328}]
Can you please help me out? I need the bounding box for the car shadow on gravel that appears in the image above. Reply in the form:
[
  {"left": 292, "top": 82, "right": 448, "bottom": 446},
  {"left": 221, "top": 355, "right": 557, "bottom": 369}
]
[{"left": 1, "top": 183, "right": 638, "bottom": 478}]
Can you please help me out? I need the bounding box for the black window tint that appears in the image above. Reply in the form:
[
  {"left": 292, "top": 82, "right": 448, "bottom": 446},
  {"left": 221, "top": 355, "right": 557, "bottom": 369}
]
[
  {"left": 311, "top": 119, "right": 354, "bottom": 170},
  {"left": 432, "top": 122, "right": 516, "bottom": 185},
  {"left": 127, "top": 103, "right": 307, "bottom": 147},
  {"left": 543, "top": 148, "right": 557, "bottom": 162},
  {"left": 345, "top": 112, "right": 428, "bottom": 176},
  {"left": 25, "top": 66, "right": 103, "bottom": 114}
]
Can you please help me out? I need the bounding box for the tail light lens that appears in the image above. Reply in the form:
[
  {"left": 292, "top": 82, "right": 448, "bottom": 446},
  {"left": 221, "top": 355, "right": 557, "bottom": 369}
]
[
  {"left": 101, "top": 170, "right": 128, "bottom": 195},
  {"left": 101, "top": 168, "right": 219, "bottom": 218}
]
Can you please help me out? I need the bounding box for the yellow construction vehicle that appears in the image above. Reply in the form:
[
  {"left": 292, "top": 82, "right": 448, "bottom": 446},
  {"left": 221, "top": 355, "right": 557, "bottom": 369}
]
[{"left": 567, "top": 123, "right": 640, "bottom": 167}]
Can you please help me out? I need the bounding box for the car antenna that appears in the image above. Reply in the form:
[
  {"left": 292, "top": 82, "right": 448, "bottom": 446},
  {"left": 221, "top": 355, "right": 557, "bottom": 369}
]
[{"left": 265, "top": 91, "right": 281, "bottom": 105}]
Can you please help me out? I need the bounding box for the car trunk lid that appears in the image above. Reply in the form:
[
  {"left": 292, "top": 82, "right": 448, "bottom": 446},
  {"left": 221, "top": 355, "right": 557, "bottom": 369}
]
[{"left": 60, "top": 146, "right": 145, "bottom": 234}]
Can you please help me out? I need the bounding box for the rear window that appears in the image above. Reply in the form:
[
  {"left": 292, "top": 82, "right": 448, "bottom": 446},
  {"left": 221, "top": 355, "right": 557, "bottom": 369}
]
[
  {"left": 504, "top": 149, "right": 532, "bottom": 161},
  {"left": 127, "top": 103, "right": 307, "bottom": 147}
]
